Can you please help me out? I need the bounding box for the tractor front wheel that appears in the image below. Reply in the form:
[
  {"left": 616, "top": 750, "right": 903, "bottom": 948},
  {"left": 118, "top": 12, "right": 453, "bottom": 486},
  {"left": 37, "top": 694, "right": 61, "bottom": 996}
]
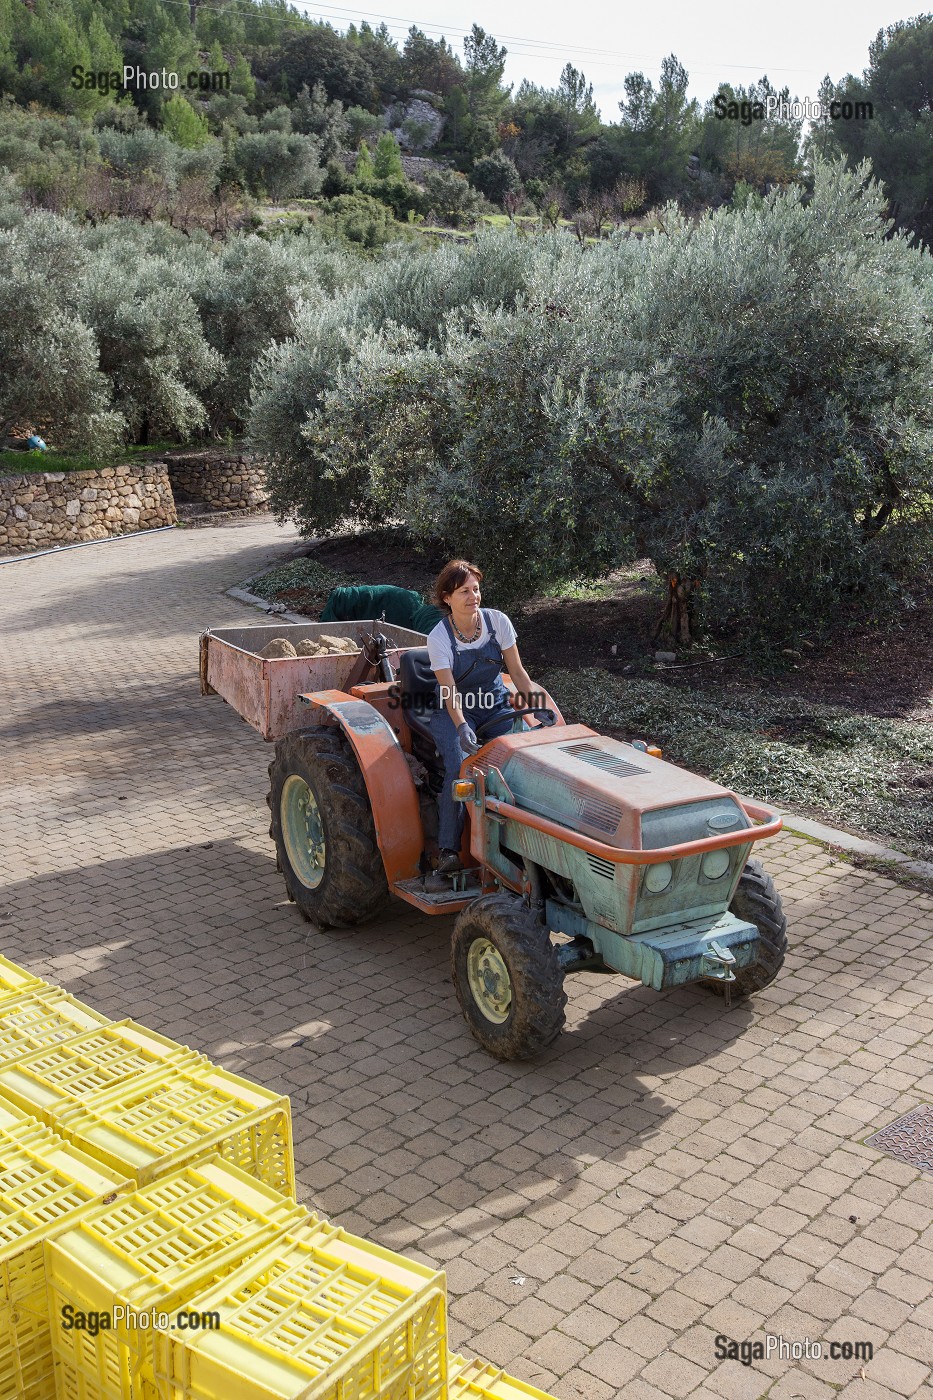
[
  {"left": 267, "top": 727, "right": 388, "bottom": 929},
  {"left": 705, "top": 857, "right": 788, "bottom": 998},
  {"left": 451, "top": 894, "right": 567, "bottom": 1060}
]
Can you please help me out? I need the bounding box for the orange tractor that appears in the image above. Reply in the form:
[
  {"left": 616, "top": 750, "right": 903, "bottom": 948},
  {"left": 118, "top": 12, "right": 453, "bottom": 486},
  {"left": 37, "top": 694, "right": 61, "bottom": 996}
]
[{"left": 202, "top": 620, "right": 787, "bottom": 1059}]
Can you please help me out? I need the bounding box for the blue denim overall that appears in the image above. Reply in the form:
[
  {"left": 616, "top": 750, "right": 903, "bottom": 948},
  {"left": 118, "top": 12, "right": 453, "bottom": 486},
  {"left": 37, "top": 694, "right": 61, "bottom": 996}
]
[{"left": 430, "top": 609, "right": 519, "bottom": 852}]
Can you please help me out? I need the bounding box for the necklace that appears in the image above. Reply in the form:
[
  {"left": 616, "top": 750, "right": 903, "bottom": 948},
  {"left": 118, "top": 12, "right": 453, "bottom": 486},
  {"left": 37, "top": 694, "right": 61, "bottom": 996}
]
[{"left": 452, "top": 614, "right": 482, "bottom": 643}]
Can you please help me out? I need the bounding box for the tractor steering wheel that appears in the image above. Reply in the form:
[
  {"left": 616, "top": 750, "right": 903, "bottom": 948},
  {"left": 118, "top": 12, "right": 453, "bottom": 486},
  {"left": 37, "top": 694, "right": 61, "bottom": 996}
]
[{"left": 474, "top": 706, "right": 557, "bottom": 739}]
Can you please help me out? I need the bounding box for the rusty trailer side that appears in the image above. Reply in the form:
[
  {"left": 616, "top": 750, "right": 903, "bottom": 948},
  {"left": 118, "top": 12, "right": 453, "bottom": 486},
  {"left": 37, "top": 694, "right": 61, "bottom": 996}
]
[{"left": 200, "top": 621, "right": 427, "bottom": 741}]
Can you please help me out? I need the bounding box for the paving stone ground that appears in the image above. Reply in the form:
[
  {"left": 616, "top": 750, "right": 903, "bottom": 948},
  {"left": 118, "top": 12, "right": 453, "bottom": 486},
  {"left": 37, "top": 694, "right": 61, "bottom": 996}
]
[{"left": 1, "top": 518, "right": 932, "bottom": 1400}]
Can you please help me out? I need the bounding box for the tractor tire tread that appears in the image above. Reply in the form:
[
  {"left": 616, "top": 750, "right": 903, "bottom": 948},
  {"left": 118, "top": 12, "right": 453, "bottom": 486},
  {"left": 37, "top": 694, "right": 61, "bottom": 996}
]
[
  {"left": 706, "top": 857, "right": 787, "bottom": 998},
  {"left": 268, "top": 726, "right": 389, "bottom": 929},
  {"left": 451, "top": 893, "right": 567, "bottom": 1060}
]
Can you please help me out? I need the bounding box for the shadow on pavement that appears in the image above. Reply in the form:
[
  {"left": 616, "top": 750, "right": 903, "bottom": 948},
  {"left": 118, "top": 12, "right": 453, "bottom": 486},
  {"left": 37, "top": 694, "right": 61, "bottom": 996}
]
[{"left": 0, "top": 838, "right": 762, "bottom": 1215}]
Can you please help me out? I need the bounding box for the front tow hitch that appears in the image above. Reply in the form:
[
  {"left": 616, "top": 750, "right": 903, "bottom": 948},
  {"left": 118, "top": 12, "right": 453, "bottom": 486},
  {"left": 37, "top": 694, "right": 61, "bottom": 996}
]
[{"left": 701, "top": 938, "right": 737, "bottom": 1007}]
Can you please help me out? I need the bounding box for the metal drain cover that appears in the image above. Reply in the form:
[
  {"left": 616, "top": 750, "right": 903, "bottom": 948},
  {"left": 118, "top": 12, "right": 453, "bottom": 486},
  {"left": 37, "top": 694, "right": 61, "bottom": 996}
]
[{"left": 866, "top": 1104, "right": 933, "bottom": 1173}]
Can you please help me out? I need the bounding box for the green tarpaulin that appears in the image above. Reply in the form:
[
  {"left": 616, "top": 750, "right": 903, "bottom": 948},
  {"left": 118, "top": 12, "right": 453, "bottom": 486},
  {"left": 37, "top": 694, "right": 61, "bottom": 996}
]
[{"left": 320, "top": 584, "right": 442, "bottom": 637}]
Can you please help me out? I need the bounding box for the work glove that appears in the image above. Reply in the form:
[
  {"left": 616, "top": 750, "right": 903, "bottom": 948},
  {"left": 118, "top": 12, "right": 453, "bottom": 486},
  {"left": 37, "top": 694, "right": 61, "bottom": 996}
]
[{"left": 457, "top": 722, "right": 479, "bottom": 755}]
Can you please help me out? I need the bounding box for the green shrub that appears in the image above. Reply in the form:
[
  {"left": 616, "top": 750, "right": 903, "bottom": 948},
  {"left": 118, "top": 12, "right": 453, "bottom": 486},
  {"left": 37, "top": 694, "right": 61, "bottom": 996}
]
[
  {"left": 232, "top": 131, "right": 322, "bottom": 200},
  {"left": 161, "top": 95, "right": 211, "bottom": 150},
  {"left": 421, "top": 168, "right": 483, "bottom": 227},
  {"left": 354, "top": 138, "right": 375, "bottom": 182},
  {"left": 366, "top": 175, "right": 419, "bottom": 221},
  {"left": 316, "top": 192, "right": 397, "bottom": 248},
  {"left": 345, "top": 108, "right": 382, "bottom": 148},
  {"left": 321, "top": 158, "right": 355, "bottom": 197},
  {"left": 470, "top": 150, "right": 521, "bottom": 204}
]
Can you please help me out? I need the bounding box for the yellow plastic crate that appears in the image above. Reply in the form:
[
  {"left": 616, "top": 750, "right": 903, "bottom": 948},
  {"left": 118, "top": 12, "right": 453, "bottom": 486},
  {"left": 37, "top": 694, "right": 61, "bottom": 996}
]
[
  {"left": 0, "top": 1086, "right": 58, "bottom": 1151},
  {"left": 153, "top": 1219, "right": 448, "bottom": 1400},
  {"left": 0, "top": 1019, "right": 206, "bottom": 1129},
  {"left": 0, "top": 1124, "right": 128, "bottom": 1400},
  {"left": 46, "top": 1156, "right": 311, "bottom": 1400},
  {"left": 0, "top": 986, "right": 109, "bottom": 1071},
  {"left": 56, "top": 1062, "right": 295, "bottom": 1197},
  {"left": 0, "top": 952, "right": 44, "bottom": 999},
  {"left": 447, "top": 1355, "right": 559, "bottom": 1400}
]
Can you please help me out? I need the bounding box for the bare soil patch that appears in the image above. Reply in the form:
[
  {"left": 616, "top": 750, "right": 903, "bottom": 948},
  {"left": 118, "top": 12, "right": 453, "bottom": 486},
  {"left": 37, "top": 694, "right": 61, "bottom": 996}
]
[{"left": 272, "top": 530, "right": 933, "bottom": 723}]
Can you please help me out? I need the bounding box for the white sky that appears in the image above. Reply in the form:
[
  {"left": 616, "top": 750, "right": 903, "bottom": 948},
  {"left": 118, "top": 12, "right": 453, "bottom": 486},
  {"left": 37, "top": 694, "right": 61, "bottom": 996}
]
[{"left": 296, "top": 0, "right": 916, "bottom": 115}]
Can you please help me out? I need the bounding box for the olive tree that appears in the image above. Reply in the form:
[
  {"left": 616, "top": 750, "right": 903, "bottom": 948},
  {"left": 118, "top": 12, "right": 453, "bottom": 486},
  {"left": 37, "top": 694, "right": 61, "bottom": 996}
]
[
  {"left": 192, "top": 229, "right": 356, "bottom": 433},
  {"left": 232, "top": 131, "right": 323, "bottom": 201},
  {"left": 249, "top": 227, "right": 561, "bottom": 522},
  {"left": 0, "top": 214, "right": 122, "bottom": 451},
  {"left": 78, "top": 224, "right": 221, "bottom": 443},
  {"left": 551, "top": 161, "right": 933, "bottom": 635},
  {"left": 249, "top": 289, "right": 374, "bottom": 526}
]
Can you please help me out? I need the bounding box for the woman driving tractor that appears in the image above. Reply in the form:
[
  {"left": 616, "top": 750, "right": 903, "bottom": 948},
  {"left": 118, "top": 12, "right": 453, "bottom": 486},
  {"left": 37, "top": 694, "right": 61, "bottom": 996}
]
[{"left": 427, "top": 559, "right": 539, "bottom": 874}]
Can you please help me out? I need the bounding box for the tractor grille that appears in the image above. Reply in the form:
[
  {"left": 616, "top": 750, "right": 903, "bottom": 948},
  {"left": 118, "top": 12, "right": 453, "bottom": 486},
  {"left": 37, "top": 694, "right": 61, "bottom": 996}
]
[
  {"left": 473, "top": 740, "right": 514, "bottom": 774},
  {"left": 587, "top": 854, "right": 616, "bottom": 881},
  {"left": 561, "top": 741, "right": 648, "bottom": 778},
  {"left": 577, "top": 794, "right": 624, "bottom": 833},
  {"left": 592, "top": 900, "right": 622, "bottom": 931},
  {"left": 519, "top": 828, "right": 559, "bottom": 867}
]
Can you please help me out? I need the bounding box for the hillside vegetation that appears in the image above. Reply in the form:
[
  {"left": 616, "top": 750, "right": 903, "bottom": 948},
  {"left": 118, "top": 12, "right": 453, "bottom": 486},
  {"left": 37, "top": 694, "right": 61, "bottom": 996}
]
[{"left": 1, "top": 2, "right": 932, "bottom": 242}]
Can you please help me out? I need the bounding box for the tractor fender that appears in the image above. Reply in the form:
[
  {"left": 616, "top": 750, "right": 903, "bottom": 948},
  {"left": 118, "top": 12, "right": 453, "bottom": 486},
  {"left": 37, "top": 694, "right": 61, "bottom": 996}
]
[{"left": 301, "top": 689, "right": 422, "bottom": 884}]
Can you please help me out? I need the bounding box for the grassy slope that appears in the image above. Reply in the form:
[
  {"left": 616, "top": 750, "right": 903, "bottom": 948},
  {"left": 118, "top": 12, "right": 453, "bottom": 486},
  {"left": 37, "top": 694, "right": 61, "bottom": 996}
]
[{"left": 0, "top": 443, "right": 178, "bottom": 476}]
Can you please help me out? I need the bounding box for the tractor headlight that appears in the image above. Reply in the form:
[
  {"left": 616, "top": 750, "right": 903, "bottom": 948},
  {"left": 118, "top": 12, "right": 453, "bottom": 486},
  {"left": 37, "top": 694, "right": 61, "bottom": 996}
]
[
  {"left": 701, "top": 849, "right": 731, "bottom": 880},
  {"left": 644, "top": 861, "right": 673, "bottom": 893}
]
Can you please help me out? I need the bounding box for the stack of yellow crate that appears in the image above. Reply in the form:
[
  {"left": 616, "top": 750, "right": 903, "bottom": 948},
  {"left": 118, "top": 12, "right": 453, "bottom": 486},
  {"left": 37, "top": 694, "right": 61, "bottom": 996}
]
[
  {"left": 150, "top": 1215, "right": 448, "bottom": 1400},
  {"left": 45, "top": 1155, "right": 309, "bottom": 1400},
  {"left": 0, "top": 983, "right": 109, "bottom": 1068},
  {"left": 0, "top": 952, "right": 45, "bottom": 999},
  {"left": 0, "top": 952, "right": 557, "bottom": 1400},
  {"left": 0, "top": 1018, "right": 295, "bottom": 1199},
  {"left": 0, "top": 1092, "right": 130, "bottom": 1400}
]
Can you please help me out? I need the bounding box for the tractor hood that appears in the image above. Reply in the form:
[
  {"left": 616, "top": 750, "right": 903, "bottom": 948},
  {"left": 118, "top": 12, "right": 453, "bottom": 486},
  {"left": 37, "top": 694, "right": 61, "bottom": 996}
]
[{"left": 472, "top": 724, "right": 751, "bottom": 850}]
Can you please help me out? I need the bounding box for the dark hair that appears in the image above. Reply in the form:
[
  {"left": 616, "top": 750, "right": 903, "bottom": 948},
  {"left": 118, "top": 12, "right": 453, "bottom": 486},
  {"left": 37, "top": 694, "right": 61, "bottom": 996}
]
[{"left": 433, "top": 559, "right": 483, "bottom": 613}]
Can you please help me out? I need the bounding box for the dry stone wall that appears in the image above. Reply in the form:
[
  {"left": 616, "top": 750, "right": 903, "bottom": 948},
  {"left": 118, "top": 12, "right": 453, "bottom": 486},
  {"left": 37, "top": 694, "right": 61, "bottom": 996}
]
[
  {"left": 0, "top": 463, "right": 176, "bottom": 554},
  {"left": 164, "top": 450, "right": 268, "bottom": 511}
]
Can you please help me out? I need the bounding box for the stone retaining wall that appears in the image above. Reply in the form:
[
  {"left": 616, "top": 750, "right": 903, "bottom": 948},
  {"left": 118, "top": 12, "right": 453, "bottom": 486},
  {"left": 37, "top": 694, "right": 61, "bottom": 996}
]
[
  {"left": 164, "top": 450, "right": 268, "bottom": 512},
  {"left": 342, "top": 151, "right": 448, "bottom": 183},
  {"left": 0, "top": 463, "right": 176, "bottom": 554}
]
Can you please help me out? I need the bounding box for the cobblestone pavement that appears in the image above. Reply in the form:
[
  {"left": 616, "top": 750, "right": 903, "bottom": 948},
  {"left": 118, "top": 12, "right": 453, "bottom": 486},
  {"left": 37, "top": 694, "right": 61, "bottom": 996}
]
[{"left": 1, "top": 518, "right": 932, "bottom": 1400}]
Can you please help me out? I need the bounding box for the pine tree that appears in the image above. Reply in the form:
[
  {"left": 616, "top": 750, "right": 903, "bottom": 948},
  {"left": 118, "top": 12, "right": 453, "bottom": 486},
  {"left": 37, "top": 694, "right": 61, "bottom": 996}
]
[
  {"left": 355, "top": 137, "right": 374, "bottom": 182},
  {"left": 373, "top": 131, "right": 403, "bottom": 179},
  {"left": 162, "top": 94, "right": 210, "bottom": 149}
]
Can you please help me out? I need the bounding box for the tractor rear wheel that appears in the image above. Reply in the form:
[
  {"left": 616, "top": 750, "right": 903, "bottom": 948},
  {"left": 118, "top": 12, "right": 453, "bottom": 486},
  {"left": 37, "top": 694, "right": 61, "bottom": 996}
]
[
  {"left": 267, "top": 727, "right": 388, "bottom": 929},
  {"left": 451, "top": 894, "right": 567, "bottom": 1060},
  {"left": 705, "top": 857, "right": 787, "bottom": 998}
]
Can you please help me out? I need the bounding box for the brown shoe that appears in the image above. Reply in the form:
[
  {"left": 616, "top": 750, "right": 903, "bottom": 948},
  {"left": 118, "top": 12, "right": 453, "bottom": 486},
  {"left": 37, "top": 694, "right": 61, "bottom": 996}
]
[{"left": 435, "top": 850, "right": 461, "bottom": 875}]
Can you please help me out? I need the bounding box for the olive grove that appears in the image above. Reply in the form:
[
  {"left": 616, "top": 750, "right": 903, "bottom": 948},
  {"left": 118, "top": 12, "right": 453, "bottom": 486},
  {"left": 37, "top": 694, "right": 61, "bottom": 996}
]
[
  {"left": 249, "top": 162, "right": 933, "bottom": 636},
  {"left": 2, "top": 157, "right": 931, "bottom": 641}
]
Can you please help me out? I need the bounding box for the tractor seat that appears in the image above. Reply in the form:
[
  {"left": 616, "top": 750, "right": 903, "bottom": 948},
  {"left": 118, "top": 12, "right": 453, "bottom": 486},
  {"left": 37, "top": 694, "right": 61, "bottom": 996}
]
[{"left": 399, "top": 647, "right": 440, "bottom": 742}]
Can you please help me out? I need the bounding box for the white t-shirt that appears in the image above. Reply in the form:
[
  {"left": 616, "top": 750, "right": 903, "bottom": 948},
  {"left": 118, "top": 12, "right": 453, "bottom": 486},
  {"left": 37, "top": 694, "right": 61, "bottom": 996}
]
[{"left": 427, "top": 609, "right": 517, "bottom": 674}]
